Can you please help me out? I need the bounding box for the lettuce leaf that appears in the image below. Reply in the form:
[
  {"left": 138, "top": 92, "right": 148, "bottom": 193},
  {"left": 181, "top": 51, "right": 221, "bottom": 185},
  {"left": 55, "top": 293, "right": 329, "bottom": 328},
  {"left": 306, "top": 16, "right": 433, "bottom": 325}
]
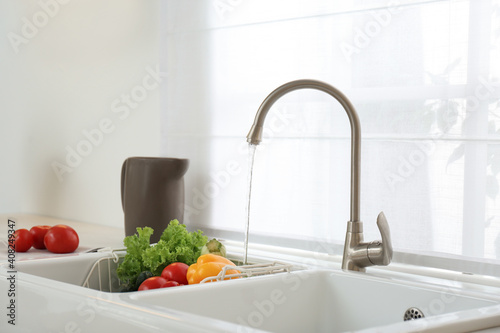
[
  {"left": 116, "top": 226, "right": 154, "bottom": 287},
  {"left": 116, "top": 220, "right": 207, "bottom": 288}
]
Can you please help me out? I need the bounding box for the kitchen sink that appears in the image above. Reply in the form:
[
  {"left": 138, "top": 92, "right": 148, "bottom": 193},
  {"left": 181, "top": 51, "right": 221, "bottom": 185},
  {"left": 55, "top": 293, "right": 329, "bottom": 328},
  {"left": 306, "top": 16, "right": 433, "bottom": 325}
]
[
  {"left": 3, "top": 252, "right": 500, "bottom": 332},
  {"left": 127, "top": 269, "right": 500, "bottom": 333}
]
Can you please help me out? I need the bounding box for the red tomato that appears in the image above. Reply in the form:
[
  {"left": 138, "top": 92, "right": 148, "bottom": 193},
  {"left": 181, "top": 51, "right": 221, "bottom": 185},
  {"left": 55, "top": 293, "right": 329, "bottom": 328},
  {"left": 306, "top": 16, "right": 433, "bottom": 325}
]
[
  {"left": 44, "top": 225, "right": 79, "bottom": 254},
  {"left": 163, "top": 280, "right": 180, "bottom": 288},
  {"left": 161, "top": 262, "right": 189, "bottom": 285},
  {"left": 13, "top": 229, "right": 33, "bottom": 252},
  {"left": 30, "top": 225, "right": 51, "bottom": 249},
  {"left": 138, "top": 276, "right": 170, "bottom": 291}
]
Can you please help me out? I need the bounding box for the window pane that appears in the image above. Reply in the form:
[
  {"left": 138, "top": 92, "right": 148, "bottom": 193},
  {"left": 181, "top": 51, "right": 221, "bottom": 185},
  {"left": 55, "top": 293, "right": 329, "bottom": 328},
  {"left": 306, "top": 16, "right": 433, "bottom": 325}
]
[{"left": 162, "top": 0, "right": 500, "bottom": 268}]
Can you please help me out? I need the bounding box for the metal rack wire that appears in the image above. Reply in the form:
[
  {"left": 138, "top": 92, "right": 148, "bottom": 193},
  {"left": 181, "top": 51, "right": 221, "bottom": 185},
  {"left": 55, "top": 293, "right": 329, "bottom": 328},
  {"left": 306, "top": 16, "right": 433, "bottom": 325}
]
[
  {"left": 199, "top": 261, "right": 293, "bottom": 283},
  {"left": 82, "top": 248, "right": 124, "bottom": 292}
]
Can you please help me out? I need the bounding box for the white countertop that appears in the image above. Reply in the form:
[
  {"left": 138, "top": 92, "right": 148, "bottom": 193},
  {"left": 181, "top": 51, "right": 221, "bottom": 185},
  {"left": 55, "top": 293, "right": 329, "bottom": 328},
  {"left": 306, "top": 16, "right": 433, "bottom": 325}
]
[
  {"left": 0, "top": 214, "right": 125, "bottom": 261},
  {"left": 1, "top": 215, "right": 500, "bottom": 332}
]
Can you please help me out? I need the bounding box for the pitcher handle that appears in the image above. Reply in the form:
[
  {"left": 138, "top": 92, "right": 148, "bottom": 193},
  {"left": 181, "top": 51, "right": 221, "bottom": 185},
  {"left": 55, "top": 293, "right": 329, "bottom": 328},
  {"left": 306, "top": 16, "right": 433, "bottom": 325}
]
[{"left": 120, "top": 158, "right": 128, "bottom": 211}]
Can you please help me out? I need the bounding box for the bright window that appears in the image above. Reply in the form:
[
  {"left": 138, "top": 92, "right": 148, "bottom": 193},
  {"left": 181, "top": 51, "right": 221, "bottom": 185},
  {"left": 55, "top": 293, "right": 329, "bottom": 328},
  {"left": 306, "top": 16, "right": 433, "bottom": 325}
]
[{"left": 161, "top": 0, "right": 500, "bottom": 275}]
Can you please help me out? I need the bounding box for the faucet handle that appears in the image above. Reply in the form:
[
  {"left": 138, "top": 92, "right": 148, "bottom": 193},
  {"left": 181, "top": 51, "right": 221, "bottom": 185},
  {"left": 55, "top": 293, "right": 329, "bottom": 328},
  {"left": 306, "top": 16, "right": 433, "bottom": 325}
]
[{"left": 367, "top": 212, "right": 393, "bottom": 266}]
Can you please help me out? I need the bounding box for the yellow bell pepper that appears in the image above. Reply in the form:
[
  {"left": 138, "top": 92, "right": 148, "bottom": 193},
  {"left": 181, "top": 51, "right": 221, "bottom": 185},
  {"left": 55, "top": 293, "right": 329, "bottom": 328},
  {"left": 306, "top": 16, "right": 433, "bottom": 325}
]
[{"left": 187, "top": 254, "right": 240, "bottom": 284}]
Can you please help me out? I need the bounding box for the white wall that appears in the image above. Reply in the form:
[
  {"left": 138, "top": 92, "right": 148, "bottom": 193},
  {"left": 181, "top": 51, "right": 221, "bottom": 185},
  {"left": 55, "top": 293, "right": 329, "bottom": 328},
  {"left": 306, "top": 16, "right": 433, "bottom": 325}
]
[{"left": 0, "top": 0, "right": 160, "bottom": 228}]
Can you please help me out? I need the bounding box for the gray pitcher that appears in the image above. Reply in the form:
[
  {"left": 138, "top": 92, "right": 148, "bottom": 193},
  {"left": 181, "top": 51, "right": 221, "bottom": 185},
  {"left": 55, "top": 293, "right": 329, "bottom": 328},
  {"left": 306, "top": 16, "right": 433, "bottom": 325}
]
[{"left": 121, "top": 157, "right": 189, "bottom": 243}]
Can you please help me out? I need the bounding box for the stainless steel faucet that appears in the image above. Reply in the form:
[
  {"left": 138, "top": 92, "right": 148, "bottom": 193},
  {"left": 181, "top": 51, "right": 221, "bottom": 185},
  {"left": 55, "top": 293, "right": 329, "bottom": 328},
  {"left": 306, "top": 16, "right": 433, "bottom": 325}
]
[{"left": 246, "top": 79, "right": 393, "bottom": 272}]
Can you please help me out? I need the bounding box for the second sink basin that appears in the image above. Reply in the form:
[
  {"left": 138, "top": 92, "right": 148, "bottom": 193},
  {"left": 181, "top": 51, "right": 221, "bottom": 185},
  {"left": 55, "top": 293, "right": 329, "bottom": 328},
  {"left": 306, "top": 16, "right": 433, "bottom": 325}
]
[{"left": 128, "top": 269, "right": 500, "bottom": 333}]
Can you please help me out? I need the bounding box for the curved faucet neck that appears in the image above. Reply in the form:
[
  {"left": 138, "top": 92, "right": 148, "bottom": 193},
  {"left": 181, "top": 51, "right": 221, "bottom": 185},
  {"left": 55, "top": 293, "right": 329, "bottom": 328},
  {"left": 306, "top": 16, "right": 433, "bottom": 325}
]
[{"left": 246, "top": 79, "right": 361, "bottom": 223}]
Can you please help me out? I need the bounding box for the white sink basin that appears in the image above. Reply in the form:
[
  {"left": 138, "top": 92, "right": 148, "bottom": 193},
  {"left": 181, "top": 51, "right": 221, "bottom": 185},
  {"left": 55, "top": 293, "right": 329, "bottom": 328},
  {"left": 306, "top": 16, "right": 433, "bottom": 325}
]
[
  {"left": 2, "top": 253, "right": 500, "bottom": 332},
  {"left": 0, "top": 253, "right": 238, "bottom": 333},
  {"left": 128, "top": 269, "right": 500, "bottom": 333}
]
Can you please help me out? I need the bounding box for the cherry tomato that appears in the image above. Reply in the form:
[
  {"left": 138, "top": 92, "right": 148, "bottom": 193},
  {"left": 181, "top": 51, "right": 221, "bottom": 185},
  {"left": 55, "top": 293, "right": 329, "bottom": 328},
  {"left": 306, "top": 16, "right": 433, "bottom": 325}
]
[
  {"left": 138, "top": 276, "right": 170, "bottom": 291},
  {"left": 44, "top": 225, "right": 79, "bottom": 254},
  {"left": 163, "top": 280, "right": 180, "bottom": 288},
  {"left": 161, "top": 262, "right": 189, "bottom": 285},
  {"left": 30, "top": 225, "right": 51, "bottom": 249},
  {"left": 13, "top": 229, "right": 33, "bottom": 252}
]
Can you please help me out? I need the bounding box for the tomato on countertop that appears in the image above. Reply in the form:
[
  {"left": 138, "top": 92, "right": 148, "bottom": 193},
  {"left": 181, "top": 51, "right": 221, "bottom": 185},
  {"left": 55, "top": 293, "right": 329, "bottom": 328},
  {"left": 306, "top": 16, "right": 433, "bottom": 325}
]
[
  {"left": 30, "top": 225, "right": 51, "bottom": 249},
  {"left": 13, "top": 229, "right": 33, "bottom": 252},
  {"left": 44, "top": 225, "right": 79, "bottom": 254}
]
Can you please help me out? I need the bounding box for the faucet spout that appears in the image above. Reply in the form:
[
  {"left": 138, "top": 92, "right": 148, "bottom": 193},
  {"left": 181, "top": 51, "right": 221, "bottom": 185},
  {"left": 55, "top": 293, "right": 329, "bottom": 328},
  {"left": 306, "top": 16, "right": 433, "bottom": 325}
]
[
  {"left": 247, "top": 79, "right": 361, "bottom": 223},
  {"left": 246, "top": 79, "right": 392, "bottom": 272}
]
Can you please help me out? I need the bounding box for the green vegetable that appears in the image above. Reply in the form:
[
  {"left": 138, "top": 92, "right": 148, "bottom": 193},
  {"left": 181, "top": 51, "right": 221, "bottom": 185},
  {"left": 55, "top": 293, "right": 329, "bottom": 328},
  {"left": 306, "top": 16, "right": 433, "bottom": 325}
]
[
  {"left": 201, "top": 238, "right": 226, "bottom": 257},
  {"left": 116, "top": 227, "right": 154, "bottom": 288},
  {"left": 116, "top": 220, "right": 207, "bottom": 289}
]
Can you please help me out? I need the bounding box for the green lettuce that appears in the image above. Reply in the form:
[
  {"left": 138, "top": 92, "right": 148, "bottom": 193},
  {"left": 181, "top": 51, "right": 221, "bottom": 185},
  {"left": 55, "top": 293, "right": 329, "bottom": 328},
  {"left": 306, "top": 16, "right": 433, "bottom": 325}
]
[
  {"left": 115, "top": 226, "right": 153, "bottom": 287},
  {"left": 116, "top": 220, "right": 207, "bottom": 289}
]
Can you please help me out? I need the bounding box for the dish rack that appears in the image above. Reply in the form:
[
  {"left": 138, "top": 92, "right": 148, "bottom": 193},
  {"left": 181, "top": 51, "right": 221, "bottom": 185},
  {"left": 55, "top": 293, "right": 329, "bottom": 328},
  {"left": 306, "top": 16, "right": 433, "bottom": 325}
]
[{"left": 82, "top": 248, "right": 294, "bottom": 292}]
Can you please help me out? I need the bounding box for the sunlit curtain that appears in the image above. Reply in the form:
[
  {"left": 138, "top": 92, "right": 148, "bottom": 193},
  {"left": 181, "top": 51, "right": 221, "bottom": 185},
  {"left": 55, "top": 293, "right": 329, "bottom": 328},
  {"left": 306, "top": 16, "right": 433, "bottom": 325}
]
[{"left": 161, "top": 0, "right": 500, "bottom": 276}]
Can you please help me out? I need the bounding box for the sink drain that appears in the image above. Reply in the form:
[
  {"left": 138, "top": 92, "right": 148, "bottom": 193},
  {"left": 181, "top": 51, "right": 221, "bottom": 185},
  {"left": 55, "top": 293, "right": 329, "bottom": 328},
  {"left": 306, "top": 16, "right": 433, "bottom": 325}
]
[{"left": 404, "top": 307, "right": 425, "bottom": 321}]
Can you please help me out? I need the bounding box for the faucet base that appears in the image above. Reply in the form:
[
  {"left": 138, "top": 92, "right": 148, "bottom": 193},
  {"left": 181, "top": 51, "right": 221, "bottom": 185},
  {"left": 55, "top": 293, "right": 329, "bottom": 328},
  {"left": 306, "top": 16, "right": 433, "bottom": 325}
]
[
  {"left": 342, "top": 221, "right": 370, "bottom": 272},
  {"left": 341, "top": 212, "right": 393, "bottom": 271}
]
